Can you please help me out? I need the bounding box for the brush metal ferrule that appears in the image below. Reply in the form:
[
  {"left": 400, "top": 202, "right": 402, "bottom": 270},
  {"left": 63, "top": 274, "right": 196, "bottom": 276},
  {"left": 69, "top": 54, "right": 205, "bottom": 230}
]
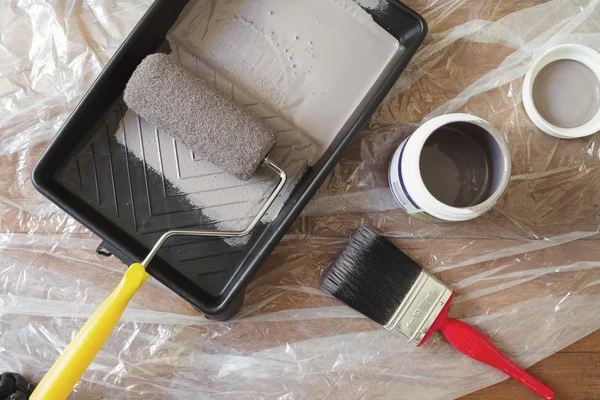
[{"left": 383, "top": 271, "right": 452, "bottom": 346}]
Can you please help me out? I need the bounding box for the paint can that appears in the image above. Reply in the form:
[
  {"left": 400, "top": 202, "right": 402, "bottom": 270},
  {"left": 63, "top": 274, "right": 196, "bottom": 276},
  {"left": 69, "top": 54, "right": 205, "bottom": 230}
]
[
  {"left": 389, "top": 114, "right": 512, "bottom": 221},
  {"left": 523, "top": 44, "right": 600, "bottom": 139}
]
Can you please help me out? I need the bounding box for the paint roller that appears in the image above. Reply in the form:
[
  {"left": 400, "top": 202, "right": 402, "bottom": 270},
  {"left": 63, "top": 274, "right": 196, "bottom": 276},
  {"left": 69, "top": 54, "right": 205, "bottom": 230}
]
[
  {"left": 125, "top": 53, "right": 279, "bottom": 180},
  {"left": 31, "top": 53, "right": 288, "bottom": 400}
]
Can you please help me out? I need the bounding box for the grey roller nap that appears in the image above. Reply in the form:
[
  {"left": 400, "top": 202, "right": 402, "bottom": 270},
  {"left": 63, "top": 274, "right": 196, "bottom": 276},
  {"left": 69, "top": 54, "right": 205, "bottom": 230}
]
[{"left": 124, "top": 53, "right": 277, "bottom": 180}]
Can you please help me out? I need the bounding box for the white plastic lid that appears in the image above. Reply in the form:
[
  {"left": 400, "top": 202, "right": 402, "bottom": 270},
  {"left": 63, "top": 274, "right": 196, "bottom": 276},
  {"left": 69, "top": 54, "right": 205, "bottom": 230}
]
[{"left": 523, "top": 44, "right": 600, "bottom": 139}]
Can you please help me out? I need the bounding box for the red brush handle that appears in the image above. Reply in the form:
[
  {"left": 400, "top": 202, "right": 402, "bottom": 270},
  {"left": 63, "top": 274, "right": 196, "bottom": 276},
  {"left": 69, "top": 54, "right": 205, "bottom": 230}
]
[{"left": 439, "top": 318, "right": 555, "bottom": 400}]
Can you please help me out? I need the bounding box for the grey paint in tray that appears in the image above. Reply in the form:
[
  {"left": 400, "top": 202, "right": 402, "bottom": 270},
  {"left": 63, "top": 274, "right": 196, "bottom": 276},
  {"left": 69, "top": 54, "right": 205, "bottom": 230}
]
[{"left": 32, "top": 0, "right": 427, "bottom": 319}]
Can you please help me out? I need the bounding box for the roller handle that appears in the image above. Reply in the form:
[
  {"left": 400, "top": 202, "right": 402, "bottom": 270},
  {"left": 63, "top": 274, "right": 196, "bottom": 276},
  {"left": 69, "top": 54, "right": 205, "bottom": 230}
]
[
  {"left": 439, "top": 318, "right": 555, "bottom": 400},
  {"left": 30, "top": 263, "right": 149, "bottom": 400}
]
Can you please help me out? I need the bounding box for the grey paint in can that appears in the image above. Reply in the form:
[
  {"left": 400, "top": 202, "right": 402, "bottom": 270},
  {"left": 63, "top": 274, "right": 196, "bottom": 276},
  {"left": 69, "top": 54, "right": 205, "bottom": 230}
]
[{"left": 389, "top": 114, "right": 512, "bottom": 222}]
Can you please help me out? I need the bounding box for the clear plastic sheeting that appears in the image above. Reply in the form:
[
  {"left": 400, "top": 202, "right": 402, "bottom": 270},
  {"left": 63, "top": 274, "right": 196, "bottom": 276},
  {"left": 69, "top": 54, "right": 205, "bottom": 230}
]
[
  {"left": 2, "top": 0, "right": 600, "bottom": 398},
  {"left": 0, "top": 0, "right": 151, "bottom": 156}
]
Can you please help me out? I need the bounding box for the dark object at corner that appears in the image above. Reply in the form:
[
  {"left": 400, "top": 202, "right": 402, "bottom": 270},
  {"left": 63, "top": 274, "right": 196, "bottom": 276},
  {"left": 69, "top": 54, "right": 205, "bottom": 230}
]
[{"left": 0, "top": 373, "right": 34, "bottom": 400}]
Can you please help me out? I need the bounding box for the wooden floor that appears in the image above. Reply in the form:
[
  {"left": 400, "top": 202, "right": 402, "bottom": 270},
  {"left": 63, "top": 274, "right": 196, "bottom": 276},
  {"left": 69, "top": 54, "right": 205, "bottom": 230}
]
[
  {"left": 4, "top": 0, "right": 598, "bottom": 398},
  {"left": 462, "top": 330, "right": 600, "bottom": 399},
  {"left": 397, "top": 0, "right": 600, "bottom": 396}
]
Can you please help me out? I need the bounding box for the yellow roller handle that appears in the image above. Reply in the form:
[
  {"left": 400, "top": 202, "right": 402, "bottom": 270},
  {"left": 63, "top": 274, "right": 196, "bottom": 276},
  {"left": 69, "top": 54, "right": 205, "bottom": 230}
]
[{"left": 31, "top": 263, "right": 150, "bottom": 400}]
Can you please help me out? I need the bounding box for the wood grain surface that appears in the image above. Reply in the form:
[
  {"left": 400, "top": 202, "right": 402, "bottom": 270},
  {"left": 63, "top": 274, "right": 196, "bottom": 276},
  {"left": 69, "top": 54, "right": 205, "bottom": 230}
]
[
  {"left": 4, "top": 0, "right": 599, "bottom": 398},
  {"left": 396, "top": 1, "right": 600, "bottom": 396},
  {"left": 462, "top": 330, "right": 600, "bottom": 399}
]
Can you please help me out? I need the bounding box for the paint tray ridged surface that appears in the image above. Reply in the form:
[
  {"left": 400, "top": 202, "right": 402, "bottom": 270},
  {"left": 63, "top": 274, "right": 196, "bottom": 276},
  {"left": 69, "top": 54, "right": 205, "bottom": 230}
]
[{"left": 32, "top": 0, "right": 427, "bottom": 318}]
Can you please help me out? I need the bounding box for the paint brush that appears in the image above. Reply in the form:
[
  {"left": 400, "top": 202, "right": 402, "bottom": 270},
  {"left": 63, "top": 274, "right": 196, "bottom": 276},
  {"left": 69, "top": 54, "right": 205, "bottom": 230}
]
[{"left": 322, "top": 226, "right": 555, "bottom": 400}]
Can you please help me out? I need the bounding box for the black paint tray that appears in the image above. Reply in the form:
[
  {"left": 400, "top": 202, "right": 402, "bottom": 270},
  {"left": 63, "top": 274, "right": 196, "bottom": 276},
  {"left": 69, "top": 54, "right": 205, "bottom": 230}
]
[{"left": 32, "top": 0, "right": 427, "bottom": 320}]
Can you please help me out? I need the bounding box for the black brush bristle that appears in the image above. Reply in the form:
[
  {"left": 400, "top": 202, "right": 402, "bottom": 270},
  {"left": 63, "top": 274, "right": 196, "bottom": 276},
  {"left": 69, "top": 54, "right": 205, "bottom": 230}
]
[{"left": 322, "top": 226, "right": 423, "bottom": 326}]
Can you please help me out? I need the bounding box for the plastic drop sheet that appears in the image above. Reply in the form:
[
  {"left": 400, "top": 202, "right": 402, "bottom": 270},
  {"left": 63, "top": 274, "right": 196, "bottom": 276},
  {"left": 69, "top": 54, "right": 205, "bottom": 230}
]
[{"left": 2, "top": 0, "right": 600, "bottom": 398}]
